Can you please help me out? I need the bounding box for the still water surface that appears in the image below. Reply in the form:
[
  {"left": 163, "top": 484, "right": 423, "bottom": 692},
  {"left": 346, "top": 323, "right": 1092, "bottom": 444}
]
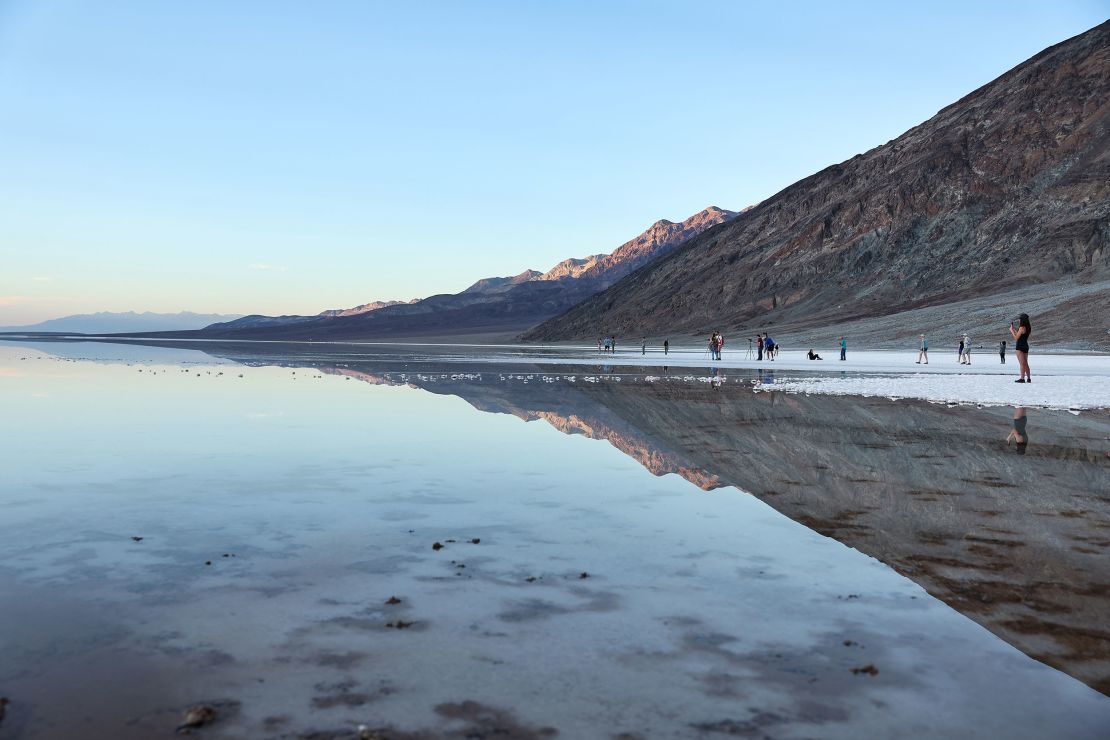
[{"left": 1, "top": 341, "right": 1108, "bottom": 739}]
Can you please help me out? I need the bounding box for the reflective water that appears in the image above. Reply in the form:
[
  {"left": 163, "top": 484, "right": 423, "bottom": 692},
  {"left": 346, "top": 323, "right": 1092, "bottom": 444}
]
[{"left": 2, "top": 340, "right": 1108, "bottom": 739}]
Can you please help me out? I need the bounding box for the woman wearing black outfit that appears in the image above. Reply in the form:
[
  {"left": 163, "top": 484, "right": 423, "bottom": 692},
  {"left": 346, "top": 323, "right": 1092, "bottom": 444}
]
[{"left": 1010, "top": 313, "right": 1032, "bottom": 383}]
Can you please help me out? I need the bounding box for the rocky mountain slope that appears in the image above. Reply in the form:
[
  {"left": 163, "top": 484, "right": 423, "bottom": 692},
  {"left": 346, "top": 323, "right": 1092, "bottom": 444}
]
[
  {"left": 525, "top": 21, "right": 1110, "bottom": 346},
  {"left": 317, "top": 298, "right": 419, "bottom": 317},
  {"left": 164, "top": 206, "right": 736, "bottom": 341}
]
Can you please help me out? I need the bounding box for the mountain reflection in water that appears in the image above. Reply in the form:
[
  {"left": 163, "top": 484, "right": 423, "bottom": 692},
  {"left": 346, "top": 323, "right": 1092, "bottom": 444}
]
[
  {"left": 11, "top": 338, "right": 1110, "bottom": 697},
  {"left": 297, "top": 358, "right": 1109, "bottom": 695}
]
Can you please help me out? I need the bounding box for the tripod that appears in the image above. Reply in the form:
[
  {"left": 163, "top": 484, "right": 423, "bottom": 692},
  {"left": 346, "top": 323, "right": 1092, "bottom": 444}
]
[{"left": 745, "top": 339, "right": 753, "bottom": 360}]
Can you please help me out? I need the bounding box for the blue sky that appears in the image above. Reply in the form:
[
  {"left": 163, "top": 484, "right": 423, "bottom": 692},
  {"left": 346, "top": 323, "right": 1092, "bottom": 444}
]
[{"left": 1, "top": 1, "right": 1106, "bottom": 323}]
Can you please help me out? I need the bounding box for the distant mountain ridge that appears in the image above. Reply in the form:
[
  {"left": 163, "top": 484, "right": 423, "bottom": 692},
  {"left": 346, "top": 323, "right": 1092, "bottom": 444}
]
[
  {"left": 524, "top": 21, "right": 1110, "bottom": 346},
  {"left": 0, "top": 311, "right": 243, "bottom": 334},
  {"left": 317, "top": 299, "right": 419, "bottom": 317},
  {"left": 158, "top": 206, "right": 738, "bottom": 341}
]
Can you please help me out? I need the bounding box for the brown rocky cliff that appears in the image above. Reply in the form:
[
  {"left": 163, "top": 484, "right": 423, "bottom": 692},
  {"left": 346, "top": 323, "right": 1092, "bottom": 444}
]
[{"left": 524, "top": 21, "right": 1110, "bottom": 345}]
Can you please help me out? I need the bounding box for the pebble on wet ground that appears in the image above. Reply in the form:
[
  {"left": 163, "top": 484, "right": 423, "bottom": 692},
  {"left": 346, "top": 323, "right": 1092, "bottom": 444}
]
[
  {"left": 851, "top": 664, "right": 879, "bottom": 676},
  {"left": 385, "top": 596, "right": 402, "bottom": 605},
  {"left": 176, "top": 704, "right": 216, "bottom": 732}
]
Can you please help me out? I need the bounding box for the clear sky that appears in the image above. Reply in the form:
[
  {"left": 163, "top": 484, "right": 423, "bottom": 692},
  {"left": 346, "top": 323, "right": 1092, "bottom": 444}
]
[{"left": 1, "top": 1, "right": 1106, "bottom": 324}]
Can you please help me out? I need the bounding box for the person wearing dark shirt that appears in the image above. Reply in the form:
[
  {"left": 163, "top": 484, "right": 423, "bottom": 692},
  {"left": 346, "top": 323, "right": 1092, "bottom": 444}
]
[{"left": 1009, "top": 314, "right": 1032, "bottom": 383}]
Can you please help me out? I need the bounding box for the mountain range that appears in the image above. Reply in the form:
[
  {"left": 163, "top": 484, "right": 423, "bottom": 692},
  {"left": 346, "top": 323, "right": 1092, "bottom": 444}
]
[
  {"left": 17, "top": 22, "right": 1108, "bottom": 347},
  {"left": 0, "top": 311, "right": 243, "bottom": 334},
  {"left": 171, "top": 205, "right": 738, "bottom": 341},
  {"left": 526, "top": 21, "right": 1110, "bottom": 346}
]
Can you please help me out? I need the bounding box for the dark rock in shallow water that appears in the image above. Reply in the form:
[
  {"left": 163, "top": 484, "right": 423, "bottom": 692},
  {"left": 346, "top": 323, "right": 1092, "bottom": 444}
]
[
  {"left": 432, "top": 542, "right": 443, "bottom": 551},
  {"left": 385, "top": 596, "right": 402, "bottom": 605},
  {"left": 176, "top": 704, "right": 216, "bottom": 732}
]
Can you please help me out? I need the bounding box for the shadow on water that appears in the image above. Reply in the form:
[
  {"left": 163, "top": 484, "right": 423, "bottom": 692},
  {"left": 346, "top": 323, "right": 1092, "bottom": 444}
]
[{"left": 10, "top": 337, "right": 1110, "bottom": 696}]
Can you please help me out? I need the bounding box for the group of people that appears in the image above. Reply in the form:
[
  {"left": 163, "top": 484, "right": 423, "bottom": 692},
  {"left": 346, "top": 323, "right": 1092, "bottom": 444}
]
[
  {"left": 708, "top": 331, "right": 725, "bottom": 360},
  {"left": 593, "top": 313, "right": 1034, "bottom": 384},
  {"left": 599, "top": 336, "right": 672, "bottom": 355},
  {"left": 913, "top": 313, "right": 1032, "bottom": 381},
  {"left": 754, "top": 333, "right": 778, "bottom": 360},
  {"left": 957, "top": 333, "right": 973, "bottom": 364}
]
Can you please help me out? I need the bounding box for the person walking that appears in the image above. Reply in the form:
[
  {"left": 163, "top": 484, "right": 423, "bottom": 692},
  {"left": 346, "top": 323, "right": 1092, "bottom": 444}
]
[
  {"left": 597, "top": 337, "right": 603, "bottom": 352},
  {"left": 999, "top": 340, "right": 1006, "bottom": 364},
  {"left": 663, "top": 339, "right": 669, "bottom": 355},
  {"left": 916, "top": 334, "right": 929, "bottom": 364},
  {"left": 641, "top": 338, "right": 647, "bottom": 355},
  {"left": 839, "top": 336, "right": 847, "bottom": 361},
  {"left": 961, "top": 333, "right": 972, "bottom": 365},
  {"left": 1010, "top": 313, "right": 1032, "bottom": 383},
  {"left": 756, "top": 333, "right": 763, "bottom": 361}
]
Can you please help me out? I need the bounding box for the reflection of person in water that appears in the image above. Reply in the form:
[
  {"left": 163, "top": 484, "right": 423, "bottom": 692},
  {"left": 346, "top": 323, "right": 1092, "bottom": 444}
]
[{"left": 1007, "top": 407, "right": 1029, "bottom": 454}]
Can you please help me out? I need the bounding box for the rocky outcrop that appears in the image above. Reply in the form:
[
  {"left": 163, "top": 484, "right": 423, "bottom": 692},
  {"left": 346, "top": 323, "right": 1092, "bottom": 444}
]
[
  {"left": 462, "top": 270, "right": 543, "bottom": 294},
  {"left": 317, "top": 299, "right": 419, "bottom": 317},
  {"left": 538, "top": 256, "right": 604, "bottom": 282},
  {"left": 525, "top": 22, "right": 1110, "bottom": 346}
]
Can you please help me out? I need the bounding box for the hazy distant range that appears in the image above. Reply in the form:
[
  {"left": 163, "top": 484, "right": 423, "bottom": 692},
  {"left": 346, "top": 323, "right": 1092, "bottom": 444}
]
[{"left": 0, "top": 311, "right": 244, "bottom": 334}]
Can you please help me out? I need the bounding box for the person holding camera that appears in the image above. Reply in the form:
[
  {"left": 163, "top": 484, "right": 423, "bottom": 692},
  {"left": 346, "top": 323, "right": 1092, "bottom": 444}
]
[{"left": 1009, "top": 314, "right": 1032, "bottom": 383}]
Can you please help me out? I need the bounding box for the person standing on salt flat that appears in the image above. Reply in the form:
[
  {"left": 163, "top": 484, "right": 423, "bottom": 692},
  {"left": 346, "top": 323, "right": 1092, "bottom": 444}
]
[
  {"left": 716, "top": 332, "right": 725, "bottom": 361},
  {"left": 957, "top": 335, "right": 964, "bottom": 363},
  {"left": 839, "top": 336, "right": 847, "bottom": 361},
  {"left": 917, "top": 334, "right": 929, "bottom": 364},
  {"left": 756, "top": 333, "right": 763, "bottom": 361},
  {"left": 1010, "top": 313, "right": 1032, "bottom": 383},
  {"left": 962, "top": 333, "right": 972, "bottom": 365},
  {"left": 1000, "top": 340, "right": 1006, "bottom": 364},
  {"left": 597, "top": 337, "right": 603, "bottom": 352},
  {"left": 641, "top": 338, "right": 646, "bottom": 355},
  {"left": 663, "top": 339, "right": 669, "bottom": 355}
]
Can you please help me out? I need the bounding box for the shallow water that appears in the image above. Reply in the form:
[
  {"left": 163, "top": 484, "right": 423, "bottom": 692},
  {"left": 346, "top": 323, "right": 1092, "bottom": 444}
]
[{"left": 1, "top": 340, "right": 1108, "bottom": 739}]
